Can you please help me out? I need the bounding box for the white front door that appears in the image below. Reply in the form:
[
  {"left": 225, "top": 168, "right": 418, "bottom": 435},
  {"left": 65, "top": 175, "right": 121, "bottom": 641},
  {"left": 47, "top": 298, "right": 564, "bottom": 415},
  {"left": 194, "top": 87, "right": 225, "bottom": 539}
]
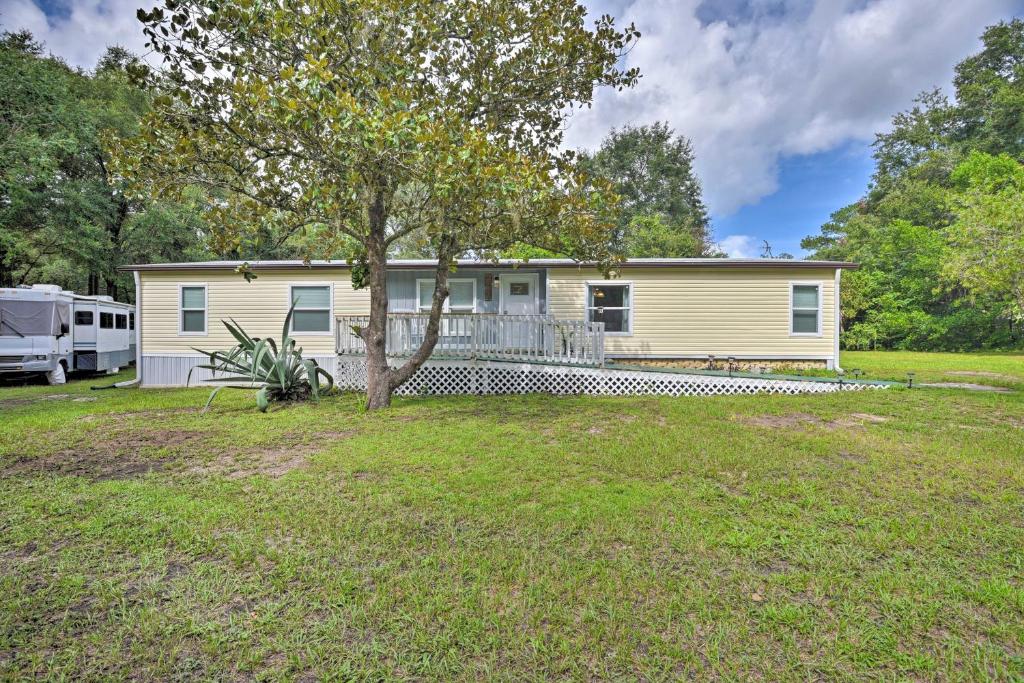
[
  {"left": 500, "top": 273, "right": 539, "bottom": 315},
  {"left": 500, "top": 273, "right": 540, "bottom": 351}
]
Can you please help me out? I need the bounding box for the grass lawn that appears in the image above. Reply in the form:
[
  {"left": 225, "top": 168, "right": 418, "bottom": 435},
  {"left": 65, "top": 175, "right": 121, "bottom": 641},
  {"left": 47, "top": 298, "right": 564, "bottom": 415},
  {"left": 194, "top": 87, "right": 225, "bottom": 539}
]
[{"left": 1, "top": 352, "right": 1022, "bottom": 680}]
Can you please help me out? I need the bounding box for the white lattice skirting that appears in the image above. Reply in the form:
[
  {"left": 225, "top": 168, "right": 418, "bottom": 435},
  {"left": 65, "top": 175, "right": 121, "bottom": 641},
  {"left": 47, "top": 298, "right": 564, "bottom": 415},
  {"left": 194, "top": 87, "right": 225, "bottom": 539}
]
[{"left": 336, "top": 358, "right": 889, "bottom": 397}]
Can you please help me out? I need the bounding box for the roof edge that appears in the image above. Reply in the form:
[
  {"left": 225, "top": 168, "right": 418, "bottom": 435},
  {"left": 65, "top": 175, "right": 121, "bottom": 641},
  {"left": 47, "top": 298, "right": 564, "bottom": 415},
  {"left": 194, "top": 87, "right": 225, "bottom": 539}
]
[{"left": 119, "top": 258, "right": 859, "bottom": 272}]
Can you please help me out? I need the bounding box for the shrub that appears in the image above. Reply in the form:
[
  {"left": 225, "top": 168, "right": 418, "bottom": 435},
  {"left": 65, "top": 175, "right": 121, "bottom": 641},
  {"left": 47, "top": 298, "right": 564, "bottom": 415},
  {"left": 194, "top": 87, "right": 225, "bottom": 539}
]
[{"left": 189, "top": 307, "right": 333, "bottom": 412}]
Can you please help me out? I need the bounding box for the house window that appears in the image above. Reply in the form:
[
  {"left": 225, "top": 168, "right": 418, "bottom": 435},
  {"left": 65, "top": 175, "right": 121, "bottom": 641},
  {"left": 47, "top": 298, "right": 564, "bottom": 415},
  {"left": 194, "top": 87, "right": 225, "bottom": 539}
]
[
  {"left": 587, "top": 283, "right": 632, "bottom": 334},
  {"left": 115, "top": 314, "right": 127, "bottom": 329},
  {"left": 417, "top": 279, "right": 476, "bottom": 313},
  {"left": 180, "top": 285, "right": 207, "bottom": 334},
  {"left": 791, "top": 283, "right": 822, "bottom": 335},
  {"left": 75, "top": 311, "right": 93, "bottom": 326},
  {"left": 290, "top": 285, "right": 332, "bottom": 333}
]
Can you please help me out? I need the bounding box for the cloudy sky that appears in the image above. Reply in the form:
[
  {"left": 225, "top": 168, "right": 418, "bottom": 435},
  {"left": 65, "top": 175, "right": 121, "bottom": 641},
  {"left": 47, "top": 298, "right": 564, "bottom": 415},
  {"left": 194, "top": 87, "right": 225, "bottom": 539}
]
[{"left": 3, "top": 0, "right": 1023, "bottom": 256}]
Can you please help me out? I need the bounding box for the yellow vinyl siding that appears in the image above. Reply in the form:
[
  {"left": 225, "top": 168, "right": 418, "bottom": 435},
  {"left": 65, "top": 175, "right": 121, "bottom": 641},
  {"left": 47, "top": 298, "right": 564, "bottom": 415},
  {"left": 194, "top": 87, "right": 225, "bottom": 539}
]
[
  {"left": 547, "top": 266, "right": 836, "bottom": 358},
  {"left": 140, "top": 269, "right": 367, "bottom": 354},
  {"left": 139, "top": 264, "right": 836, "bottom": 359}
]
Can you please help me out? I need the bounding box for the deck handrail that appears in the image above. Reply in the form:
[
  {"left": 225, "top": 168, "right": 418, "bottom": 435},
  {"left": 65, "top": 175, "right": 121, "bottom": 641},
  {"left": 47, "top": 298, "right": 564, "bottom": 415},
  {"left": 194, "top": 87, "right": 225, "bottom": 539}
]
[{"left": 336, "top": 313, "right": 605, "bottom": 366}]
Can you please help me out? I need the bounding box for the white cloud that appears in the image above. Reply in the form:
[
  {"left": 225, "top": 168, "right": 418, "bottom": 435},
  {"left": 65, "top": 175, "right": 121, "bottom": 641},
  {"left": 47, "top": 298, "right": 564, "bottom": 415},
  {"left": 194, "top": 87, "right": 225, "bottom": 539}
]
[
  {"left": 1, "top": 0, "right": 152, "bottom": 70},
  {"left": 717, "top": 234, "right": 757, "bottom": 258},
  {"left": 567, "top": 0, "right": 1021, "bottom": 215},
  {"left": 4, "top": 0, "right": 1020, "bottom": 222}
]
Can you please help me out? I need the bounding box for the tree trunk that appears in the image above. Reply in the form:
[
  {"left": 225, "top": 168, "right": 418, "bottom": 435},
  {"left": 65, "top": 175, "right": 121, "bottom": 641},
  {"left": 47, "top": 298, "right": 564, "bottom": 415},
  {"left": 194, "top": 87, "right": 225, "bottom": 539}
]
[
  {"left": 360, "top": 210, "right": 456, "bottom": 409},
  {"left": 363, "top": 241, "right": 393, "bottom": 409},
  {"left": 0, "top": 246, "right": 9, "bottom": 288},
  {"left": 104, "top": 278, "right": 118, "bottom": 300},
  {"left": 362, "top": 192, "right": 393, "bottom": 410},
  {"left": 388, "top": 238, "right": 455, "bottom": 389}
]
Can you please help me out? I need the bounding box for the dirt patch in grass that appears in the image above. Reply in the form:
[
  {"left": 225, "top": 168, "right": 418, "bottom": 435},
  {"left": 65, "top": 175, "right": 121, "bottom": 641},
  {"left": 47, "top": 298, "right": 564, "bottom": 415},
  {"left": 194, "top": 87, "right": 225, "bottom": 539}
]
[
  {"left": 189, "top": 429, "right": 357, "bottom": 479},
  {"left": 946, "top": 371, "right": 1020, "bottom": 381},
  {"left": 0, "top": 397, "right": 36, "bottom": 408},
  {"left": 3, "top": 425, "right": 359, "bottom": 481},
  {"left": 736, "top": 412, "right": 889, "bottom": 430},
  {"left": 921, "top": 382, "right": 1014, "bottom": 393},
  {"left": 3, "top": 428, "right": 207, "bottom": 480}
]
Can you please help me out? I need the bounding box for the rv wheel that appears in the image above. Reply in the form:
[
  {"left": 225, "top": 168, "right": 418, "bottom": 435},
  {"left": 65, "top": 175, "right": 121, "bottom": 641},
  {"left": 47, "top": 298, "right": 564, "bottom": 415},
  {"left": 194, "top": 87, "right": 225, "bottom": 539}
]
[{"left": 46, "top": 361, "right": 67, "bottom": 386}]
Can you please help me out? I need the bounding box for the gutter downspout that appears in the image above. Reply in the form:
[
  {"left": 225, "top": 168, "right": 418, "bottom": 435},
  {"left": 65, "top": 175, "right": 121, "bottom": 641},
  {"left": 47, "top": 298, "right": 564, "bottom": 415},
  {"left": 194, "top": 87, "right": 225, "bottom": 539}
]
[
  {"left": 104, "top": 271, "right": 142, "bottom": 388},
  {"left": 832, "top": 267, "right": 842, "bottom": 372}
]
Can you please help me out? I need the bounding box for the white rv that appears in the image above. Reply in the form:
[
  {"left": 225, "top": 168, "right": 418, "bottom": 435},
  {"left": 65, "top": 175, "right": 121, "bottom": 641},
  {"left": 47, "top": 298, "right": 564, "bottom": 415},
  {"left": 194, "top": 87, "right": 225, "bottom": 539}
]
[{"left": 0, "top": 285, "right": 135, "bottom": 385}]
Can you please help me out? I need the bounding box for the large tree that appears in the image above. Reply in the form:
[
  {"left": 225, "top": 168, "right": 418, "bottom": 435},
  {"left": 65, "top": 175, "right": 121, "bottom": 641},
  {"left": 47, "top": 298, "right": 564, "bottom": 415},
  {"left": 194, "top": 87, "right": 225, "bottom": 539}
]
[
  {"left": 945, "top": 152, "right": 1024, "bottom": 325},
  {"left": 579, "top": 122, "right": 713, "bottom": 257},
  {"left": 802, "top": 19, "right": 1024, "bottom": 351},
  {"left": 0, "top": 32, "right": 208, "bottom": 298},
  {"left": 121, "top": 0, "right": 639, "bottom": 408}
]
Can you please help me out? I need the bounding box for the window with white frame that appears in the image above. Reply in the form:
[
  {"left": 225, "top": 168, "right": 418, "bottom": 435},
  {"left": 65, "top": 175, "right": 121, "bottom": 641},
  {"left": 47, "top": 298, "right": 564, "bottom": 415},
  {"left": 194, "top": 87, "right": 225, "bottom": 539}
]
[
  {"left": 290, "top": 285, "right": 332, "bottom": 333},
  {"left": 179, "top": 285, "right": 206, "bottom": 334},
  {"left": 417, "top": 279, "right": 476, "bottom": 313},
  {"left": 586, "top": 282, "right": 631, "bottom": 334},
  {"left": 791, "top": 283, "right": 821, "bottom": 335}
]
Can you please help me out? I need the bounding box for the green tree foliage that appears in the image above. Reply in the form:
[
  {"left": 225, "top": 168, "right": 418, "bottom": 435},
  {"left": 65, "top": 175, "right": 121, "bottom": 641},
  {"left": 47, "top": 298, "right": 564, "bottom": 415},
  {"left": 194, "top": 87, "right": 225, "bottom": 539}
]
[
  {"left": 945, "top": 152, "right": 1024, "bottom": 323},
  {"left": 579, "top": 122, "right": 713, "bottom": 257},
  {"left": 626, "top": 214, "right": 700, "bottom": 258},
  {"left": 803, "top": 19, "right": 1024, "bottom": 350},
  {"left": 0, "top": 32, "right": 208, "bottom": 299},
  {"left": 121, "top": 0, "right": 639, "bottom": 408}
]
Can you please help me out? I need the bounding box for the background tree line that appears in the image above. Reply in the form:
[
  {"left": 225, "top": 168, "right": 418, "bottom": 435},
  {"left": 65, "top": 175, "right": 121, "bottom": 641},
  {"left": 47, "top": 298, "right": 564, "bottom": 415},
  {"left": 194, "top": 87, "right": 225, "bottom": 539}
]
[
  {"left": 802, "top": 19, "right": 1024, "bottom": 351},
  {"left": 1, "top": 26, "right": 717, "bottom": 299},
  {"left": 0, "top": 32, "right": 306, "bottom": 300},
  {"left": 1, "top": 32, "right": 199, "bottom": 299},
  {"left": 5, "top": 16, "right": 1021, "bottom": 355}
]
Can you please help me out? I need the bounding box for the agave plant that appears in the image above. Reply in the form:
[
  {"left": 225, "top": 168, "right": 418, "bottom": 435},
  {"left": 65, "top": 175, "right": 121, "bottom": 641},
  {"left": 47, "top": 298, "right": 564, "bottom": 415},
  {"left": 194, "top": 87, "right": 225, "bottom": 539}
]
[{"left": 188, "top": 306, "right": 333, "bottom": 412}]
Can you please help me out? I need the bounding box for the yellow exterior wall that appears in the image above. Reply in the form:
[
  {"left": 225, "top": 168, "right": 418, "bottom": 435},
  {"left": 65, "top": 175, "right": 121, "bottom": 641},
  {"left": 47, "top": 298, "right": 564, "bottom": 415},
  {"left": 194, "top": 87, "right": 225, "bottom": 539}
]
[
  {"left": 138, "top": 265, "right": 837, "bottom": 360},
  {"left": 546, "top": 266, "right": 837, "bottom": 359},
  {"left": 139, "top": 268, "right": 367, "bottom": 354}
]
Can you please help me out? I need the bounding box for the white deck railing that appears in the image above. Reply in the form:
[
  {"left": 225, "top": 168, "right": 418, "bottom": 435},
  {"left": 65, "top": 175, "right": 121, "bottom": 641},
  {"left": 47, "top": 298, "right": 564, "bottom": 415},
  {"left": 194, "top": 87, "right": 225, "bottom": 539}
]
[{"left": 336, "top": 313, "right": 605, "bottom": 366}]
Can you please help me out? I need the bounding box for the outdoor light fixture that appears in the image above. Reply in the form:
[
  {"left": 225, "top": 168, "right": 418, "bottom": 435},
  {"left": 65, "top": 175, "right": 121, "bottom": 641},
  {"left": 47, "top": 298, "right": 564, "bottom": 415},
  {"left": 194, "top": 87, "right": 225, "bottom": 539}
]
[
  {"left": 727, "top": 356, "right": 736, "bottom": 377},
  {"left": 906, "top": 372, "right": 915, "bottom": 388},
  {"left": 851, "top": 368, "right": 863, "bottom": 380},
  {"left": 707, "top": 355, "right": 715, "bottom": 369}
]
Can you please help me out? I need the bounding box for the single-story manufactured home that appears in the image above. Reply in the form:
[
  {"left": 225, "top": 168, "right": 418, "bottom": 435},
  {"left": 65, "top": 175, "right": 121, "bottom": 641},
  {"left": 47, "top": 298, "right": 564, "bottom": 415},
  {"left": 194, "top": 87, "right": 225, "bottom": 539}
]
[{"left": 119, "top": 258, "right": 857, "bottom": 388}]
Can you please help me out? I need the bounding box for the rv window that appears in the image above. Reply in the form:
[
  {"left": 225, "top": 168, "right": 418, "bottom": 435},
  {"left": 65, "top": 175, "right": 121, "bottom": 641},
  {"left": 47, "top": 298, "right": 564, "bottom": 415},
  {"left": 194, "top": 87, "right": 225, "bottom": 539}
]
[
  {"left": 180, "top": 286, "right": 207, "bottom": 334},
  {"left": 1, "top": 301, "right": 65, "bottom": 336},
  {"left": 115, "top": 314, "right": 127, "bottom": 329},
  {"left": 129, "top": 313, "right": 135, "bottom": 330},
  {"left": 290, "top": 285, "right": 331, "bottom": 333},
  {"left": 586, "top": 283, "right": 632, "bottom": 334},
  {"left": 100, "top": 312, "right": 114, "bottom": 328},
  {"left": 75, "top": 311, "right": 94, "bottom": 326}
]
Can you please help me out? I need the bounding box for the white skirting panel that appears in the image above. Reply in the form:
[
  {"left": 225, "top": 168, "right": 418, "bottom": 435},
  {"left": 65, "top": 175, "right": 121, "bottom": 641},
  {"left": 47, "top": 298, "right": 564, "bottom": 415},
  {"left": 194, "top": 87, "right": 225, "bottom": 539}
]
[
  {"left": 335, "top": 357, "right": 888, "bottom": 397},
  {"left": 141, "top": 354, "right": 338, "bottom": 387}
]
